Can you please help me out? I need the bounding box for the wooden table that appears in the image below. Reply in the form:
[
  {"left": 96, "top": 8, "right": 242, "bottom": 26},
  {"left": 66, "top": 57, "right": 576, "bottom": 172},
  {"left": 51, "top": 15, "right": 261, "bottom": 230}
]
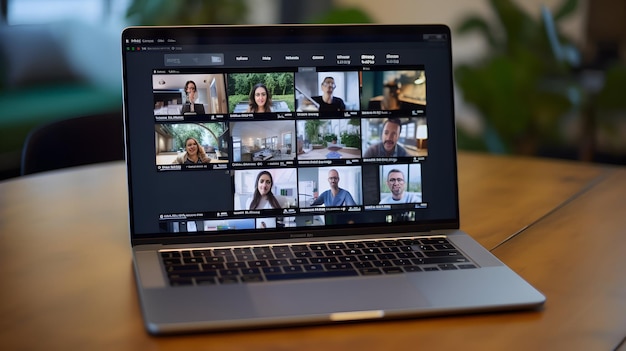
[{"left": 1, "top": 152, "right": 625, "bottom": 350}]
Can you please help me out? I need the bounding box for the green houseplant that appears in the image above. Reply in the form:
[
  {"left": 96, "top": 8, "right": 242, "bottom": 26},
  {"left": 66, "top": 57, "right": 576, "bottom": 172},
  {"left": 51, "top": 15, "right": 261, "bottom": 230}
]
[
  {"left": 126, "top": 0, "right": 248, "bottom": 25},
  {"left": 455, "top": 0, "right": 578, "bottom": 155},
  {"left": 304, "top": 120, "right": 325, "bottom": 147}
]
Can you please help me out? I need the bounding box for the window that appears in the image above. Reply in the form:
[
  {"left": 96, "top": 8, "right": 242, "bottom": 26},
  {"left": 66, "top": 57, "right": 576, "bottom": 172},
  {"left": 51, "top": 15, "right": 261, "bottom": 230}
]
[{"left": 406, "top": 122, "right": 416, "bottom": 139}]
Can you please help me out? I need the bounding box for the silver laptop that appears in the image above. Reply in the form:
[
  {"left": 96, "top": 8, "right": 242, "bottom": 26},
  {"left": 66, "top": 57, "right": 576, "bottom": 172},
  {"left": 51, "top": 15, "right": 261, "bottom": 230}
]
[{"left": 121, "top": 24, "right": 545, "bottom": 334}]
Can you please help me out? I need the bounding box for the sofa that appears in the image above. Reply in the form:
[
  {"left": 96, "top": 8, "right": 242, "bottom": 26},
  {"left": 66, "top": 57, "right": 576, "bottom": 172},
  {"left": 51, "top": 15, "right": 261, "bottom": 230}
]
[{"left": 0, "top": 21, "right": 122, "bottom": 179}]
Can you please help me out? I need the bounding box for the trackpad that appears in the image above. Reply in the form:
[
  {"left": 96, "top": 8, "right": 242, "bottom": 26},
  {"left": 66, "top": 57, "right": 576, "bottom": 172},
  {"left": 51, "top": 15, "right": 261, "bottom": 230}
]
[{"left": 250, "top": 276, "right": 431, "bottom": 317}]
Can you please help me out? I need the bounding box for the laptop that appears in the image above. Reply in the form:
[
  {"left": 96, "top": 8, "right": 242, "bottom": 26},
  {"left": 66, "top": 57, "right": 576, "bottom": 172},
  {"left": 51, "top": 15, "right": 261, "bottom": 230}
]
[{"left": 121, "top": 24, "right": 545, "bottom": 334}]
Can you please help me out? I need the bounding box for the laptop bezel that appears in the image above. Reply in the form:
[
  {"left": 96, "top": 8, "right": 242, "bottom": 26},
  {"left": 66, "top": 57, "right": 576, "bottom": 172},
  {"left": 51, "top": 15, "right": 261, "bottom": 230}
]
[{"left": 121, "top": 24, "right": 460, "bottom": 247}]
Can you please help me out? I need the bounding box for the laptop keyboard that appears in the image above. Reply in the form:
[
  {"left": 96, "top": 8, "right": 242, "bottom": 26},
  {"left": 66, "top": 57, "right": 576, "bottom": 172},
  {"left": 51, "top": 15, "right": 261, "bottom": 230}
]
[{"left": 160, "top": 236, "right": 477, "bottom": 286}]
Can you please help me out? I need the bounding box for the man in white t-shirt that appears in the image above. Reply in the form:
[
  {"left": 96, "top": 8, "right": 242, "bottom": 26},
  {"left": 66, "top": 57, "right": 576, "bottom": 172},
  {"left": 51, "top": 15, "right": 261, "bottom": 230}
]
[{"left": 379, "top": 169, "right": 421, "bottom": 204}]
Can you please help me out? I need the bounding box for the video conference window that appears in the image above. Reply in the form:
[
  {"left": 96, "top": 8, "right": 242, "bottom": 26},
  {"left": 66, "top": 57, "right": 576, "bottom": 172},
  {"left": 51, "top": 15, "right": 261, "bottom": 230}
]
[
  {"left": 155, "top": 123, "right": 229, "bottom": 166},
  {"left": 378, "top": 164, "right": 422, "bottom": 205},
  {"left": 282, "top": 216, "right": 325, "bottom": 227},
  {"left": 294, "top": 71, "right": 360, "bottom": 112},
  {"left": 230, "top": 120, "right": 296, "bottom": 163},
  {"left": 160, "top": 215, "right": 327, "bottom": 233},
  {"left": 361, "top": 117, "right": 428, "bottom": 158},
  {"left": 298, "top": 166, "right": 362, "bottom": 208},
  {"left": 295, "top": 118, "right": 362, "bottom": 160},
  {"left": 203, "top": 218, "right": 256, "bottom": 231},
  {"left": 233, "top": 168, "right": 299, "bottom": 211},
  {"left": 256, "top": 217, "right": 277, "bottom": 229},
  {"left": 153, "top": 74, "right": 228, "bottom": 116},
  {"left": 325, "top": 210, "right": 417, "bottom": 226},
  {"left": 360, "top": 70, "right": 426, "bottom": 112},
  {"left": 227, "top": 72, "right": 295, "bottom": 113}
]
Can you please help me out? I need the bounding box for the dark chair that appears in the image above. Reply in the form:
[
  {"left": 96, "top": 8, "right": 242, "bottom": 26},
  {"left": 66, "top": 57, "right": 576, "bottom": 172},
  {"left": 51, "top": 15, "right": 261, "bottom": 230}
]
[{"left": 21, "top": 112, "right": 125, "bottom": 175}]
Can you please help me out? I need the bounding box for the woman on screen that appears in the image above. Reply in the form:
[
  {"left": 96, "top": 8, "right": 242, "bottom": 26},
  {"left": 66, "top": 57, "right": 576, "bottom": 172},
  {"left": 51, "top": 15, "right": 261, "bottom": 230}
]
[
  {"left": 180, "top": 80, "right": 206, "bottom": 115},
  {"left": 246, "top": 171, "right": 283, "bottom": 209},
  {"left": 173, "top": 137, "right": 210, "bottom": 164},
  {"left": 246, "top": 83, "right": 273, "bottom": 113}
]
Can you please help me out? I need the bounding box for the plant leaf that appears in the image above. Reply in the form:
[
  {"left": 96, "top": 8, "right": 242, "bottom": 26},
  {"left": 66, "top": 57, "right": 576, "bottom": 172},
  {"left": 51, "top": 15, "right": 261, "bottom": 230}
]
[
  {"left": 489, "top": 0, "right": 537, "bottom": 54},
  {"left": 554, "top": 0, "right": 579, "bottom": 22},
  {"left": 308, "top": 7, "right": 374, "bottom": 24}
]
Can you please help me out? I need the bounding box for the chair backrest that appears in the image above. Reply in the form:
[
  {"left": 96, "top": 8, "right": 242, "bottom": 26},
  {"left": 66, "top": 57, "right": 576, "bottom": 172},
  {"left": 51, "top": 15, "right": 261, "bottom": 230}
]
[{"left": 21, "top": 112, "right": 125, "bottom": 175}]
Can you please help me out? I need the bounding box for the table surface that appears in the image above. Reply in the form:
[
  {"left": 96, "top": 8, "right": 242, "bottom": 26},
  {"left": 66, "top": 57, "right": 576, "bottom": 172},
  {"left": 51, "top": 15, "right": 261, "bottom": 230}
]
[{"left": 1, "top": 152, "right": 625, "bottom": 351}]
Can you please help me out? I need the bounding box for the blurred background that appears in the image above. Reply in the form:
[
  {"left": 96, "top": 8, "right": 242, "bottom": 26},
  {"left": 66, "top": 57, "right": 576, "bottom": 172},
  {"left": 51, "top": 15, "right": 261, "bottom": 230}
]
[{"left": 1, "top": 0, "right": 625, "bottom": 180}]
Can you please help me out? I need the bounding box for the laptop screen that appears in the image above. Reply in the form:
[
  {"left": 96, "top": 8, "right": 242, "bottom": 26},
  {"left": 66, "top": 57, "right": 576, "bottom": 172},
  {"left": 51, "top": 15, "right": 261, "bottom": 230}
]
[{"left": 122, "top": 24, "right": 459, "bottom": 243}]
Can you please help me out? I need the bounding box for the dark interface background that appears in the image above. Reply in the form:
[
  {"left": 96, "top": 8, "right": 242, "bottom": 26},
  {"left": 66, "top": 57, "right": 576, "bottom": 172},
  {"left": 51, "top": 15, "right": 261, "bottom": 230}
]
[{"left": 122, "top": 25, "right": 458, "bottom": 240}]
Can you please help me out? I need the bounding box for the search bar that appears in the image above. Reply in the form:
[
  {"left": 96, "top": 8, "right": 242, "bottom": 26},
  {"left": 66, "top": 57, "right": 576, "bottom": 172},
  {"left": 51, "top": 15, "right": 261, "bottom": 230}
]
[{"left": 164, "top": 53, "right": 225, "bottom": 66}]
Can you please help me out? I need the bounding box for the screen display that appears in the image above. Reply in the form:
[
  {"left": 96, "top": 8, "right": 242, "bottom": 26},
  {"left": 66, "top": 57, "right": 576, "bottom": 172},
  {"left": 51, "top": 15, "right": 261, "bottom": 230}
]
[{"left": 122, "top": 25, "right": 458, "bottom": 242}]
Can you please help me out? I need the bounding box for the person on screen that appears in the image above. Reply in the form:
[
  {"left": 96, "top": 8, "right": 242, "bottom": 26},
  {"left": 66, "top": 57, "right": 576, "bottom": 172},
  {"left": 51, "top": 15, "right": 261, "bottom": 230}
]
[
  {"left": 367, "top": 79, "right": 401, "bottom": 111},
  {"left": 172, "top": 137, "right": 210, "bottom": 164},
  {"left": 363, "top": 118, "right": 407, "bottom": 158},
  {"left": 180, "top": 80, "right": 206, "bottom": 115},
  {"left": 311, "top": 169, "right": 356, "bottom": 207},
  {"left": 310, "top": 77, "right": 346, "bottom": 112},
  {"left": 246, "top": 83, "right": 272, "bottom": 113},
  {"left": 246, "top": 171, "right": 284, "bottom": 210},
  {"left": 379, "top": 169, "right": 422, "bottom": 204}
]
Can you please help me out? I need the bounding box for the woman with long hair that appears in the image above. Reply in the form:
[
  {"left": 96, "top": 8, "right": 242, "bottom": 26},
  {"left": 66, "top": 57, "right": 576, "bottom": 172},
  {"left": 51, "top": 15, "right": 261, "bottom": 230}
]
[
  {"left": 180, "top": 80, "right": 205, "bottom": 114},
  {"left": 246, "top": 83, "right": 272, "bottom": 113},
  {"left": 247, "top": 171, "right": 282, "bottom": 209},
  {"left": 173, "top": 137, "right": 210, "bottom": 164}
]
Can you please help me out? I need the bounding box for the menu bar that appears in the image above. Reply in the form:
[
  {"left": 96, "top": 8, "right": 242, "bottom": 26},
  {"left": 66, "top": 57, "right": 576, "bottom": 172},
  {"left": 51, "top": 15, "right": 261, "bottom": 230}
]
[{"left": 161, "top": 51, "right": 410, "bottom": 68}]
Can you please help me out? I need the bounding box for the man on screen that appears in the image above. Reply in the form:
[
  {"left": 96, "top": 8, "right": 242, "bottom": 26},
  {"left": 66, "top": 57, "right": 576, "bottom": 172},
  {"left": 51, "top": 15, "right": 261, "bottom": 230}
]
[
  {"left": 363, "top": 118, "right": 407, "bottom": 158},
  {"left": 379, "top": 169, "right": 421, "bottom": 204},
  {"left": 311, "top": 169, "right": 356, "bottom": 207},
  {"left": 311, "top": 77, "right": 346, "bottom": 112}
]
